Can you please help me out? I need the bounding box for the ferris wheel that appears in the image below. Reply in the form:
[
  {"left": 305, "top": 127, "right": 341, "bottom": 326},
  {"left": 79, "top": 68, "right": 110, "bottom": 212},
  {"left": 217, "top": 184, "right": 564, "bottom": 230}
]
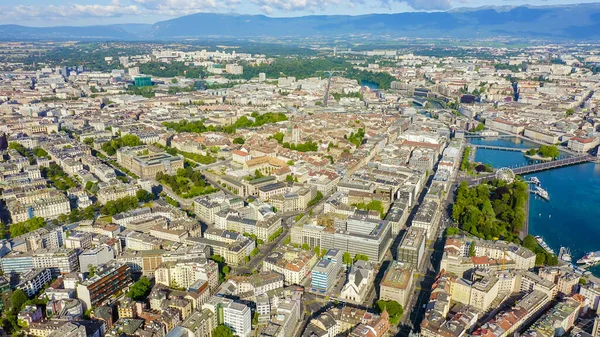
[{"left": 495, "top": 167, "right": 516, "bottom": 184}]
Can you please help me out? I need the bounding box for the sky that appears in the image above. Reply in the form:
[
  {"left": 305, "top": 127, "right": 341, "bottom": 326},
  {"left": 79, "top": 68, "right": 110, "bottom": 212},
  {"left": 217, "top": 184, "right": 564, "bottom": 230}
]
[{"left": 1, "top": 0, "right": 598, "bottom": 26}]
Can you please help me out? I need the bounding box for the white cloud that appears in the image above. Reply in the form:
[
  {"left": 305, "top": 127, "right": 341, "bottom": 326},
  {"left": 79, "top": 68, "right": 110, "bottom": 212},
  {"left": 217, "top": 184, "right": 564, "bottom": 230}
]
[
  {"left": 403, "top": 0, "right": 452, "bottom": 10},
  {"left": 250, "top": 0, "right": 341, "bottom": 13},
  {"left": 0, "top": 0, "right": 453, "bottom": 22},
  {"left": 3, "top": 3, "right": 142, "bottom": 20},
  {"left": 132, "top": 0, "right": 240, "bottom": 14}
]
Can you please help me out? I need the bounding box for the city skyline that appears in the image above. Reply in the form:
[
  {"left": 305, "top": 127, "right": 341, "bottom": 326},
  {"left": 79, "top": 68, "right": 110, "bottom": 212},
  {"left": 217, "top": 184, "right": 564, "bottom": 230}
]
[{"left": 1, "top": 0, "right": 599, "bottom": 26}]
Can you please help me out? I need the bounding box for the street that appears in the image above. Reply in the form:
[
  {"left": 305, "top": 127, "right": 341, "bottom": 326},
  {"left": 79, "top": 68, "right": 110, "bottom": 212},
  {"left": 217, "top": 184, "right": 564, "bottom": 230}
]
[{"left": 233, "top": 227, "right": 290, "bottom": 275}]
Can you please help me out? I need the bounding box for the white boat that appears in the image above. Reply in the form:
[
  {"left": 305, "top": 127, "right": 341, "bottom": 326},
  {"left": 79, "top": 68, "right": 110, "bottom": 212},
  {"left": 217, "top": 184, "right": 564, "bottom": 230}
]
[
  {"left": 533, "top": 186, "right": 550, "bottom": 201},
  {"left": 559, "top": 247, "right": 572, "bottom": 263},
  {"left": 577, "top": 251, "right": 600, "bottom": 265},
  {"left": 535, "top": 236, "right": 555, "bottom": 255},
  {"left": 529, "top": 177, "right": 541, "bottom": 185}
]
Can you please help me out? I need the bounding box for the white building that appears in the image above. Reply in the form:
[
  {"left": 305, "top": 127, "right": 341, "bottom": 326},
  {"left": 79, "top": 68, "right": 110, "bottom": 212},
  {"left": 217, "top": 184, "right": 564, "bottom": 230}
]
[{"left": 203, "top": 297, "right": 251, "bottom": 337}]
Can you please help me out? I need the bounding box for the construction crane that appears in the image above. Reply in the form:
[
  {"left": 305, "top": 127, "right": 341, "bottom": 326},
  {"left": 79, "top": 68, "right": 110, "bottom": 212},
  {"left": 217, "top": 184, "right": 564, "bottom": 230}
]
[{"left": 322, "top": 70, "right": 345, "bottom": 107}]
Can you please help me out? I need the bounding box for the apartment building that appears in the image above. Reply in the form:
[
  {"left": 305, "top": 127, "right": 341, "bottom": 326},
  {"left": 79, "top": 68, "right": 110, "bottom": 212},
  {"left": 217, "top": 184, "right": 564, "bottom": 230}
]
[
  {"left": 155, "top": 259, "right": 219, "bottom": 292},
  {"left": 263, "top": 247, "right": 317, "bottom": 285},
  {"left": 76, "top": 262, "right": 132, "bottom": 310},
  {"left": 8, "top": 193, "right": 70, "bottom": 223},
  {"left": 17, "top": 268, "right": 52, "bottom": 297},
  {"left": 411, "top": 200, "right": 440, "bottom": 240},
  {"left": 97, "top": 180, "right": 138, "bottom": 204},
  {"left": 203, "top": 297, "right": 251, "bottom": 337}
]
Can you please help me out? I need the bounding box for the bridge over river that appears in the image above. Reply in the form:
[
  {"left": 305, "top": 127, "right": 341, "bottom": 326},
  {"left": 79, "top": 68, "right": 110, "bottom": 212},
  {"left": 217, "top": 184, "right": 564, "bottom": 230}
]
[{"left": 463, "top": 154, "right": 596, "bottom": 185}]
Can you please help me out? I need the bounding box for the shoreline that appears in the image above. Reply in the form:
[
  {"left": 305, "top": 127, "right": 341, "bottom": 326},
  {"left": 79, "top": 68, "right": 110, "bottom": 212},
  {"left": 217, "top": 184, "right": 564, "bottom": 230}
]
[
  {"left": 523, "top": 153, "right": 553, "bottom": 161},
  {"left": 520, "top": 191, "right": 530, "bottom": 240}
]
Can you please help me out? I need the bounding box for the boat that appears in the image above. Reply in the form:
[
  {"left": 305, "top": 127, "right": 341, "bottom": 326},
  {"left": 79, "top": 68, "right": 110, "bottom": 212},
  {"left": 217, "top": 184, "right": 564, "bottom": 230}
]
[
  {"left": 533, "top": 186, "right": 550, "bottom": 201},
  {"left": 577, "top": 251, "right": 600, "bottom": 265},
  {"left": 559, "top": 247, "right": 572, "bottom": 263},
  {"left": 529, "top": 177, "right": 541, "bottom": 185},
  {"left": 535, "top": 236, "right": 555, "bottom": 255}
]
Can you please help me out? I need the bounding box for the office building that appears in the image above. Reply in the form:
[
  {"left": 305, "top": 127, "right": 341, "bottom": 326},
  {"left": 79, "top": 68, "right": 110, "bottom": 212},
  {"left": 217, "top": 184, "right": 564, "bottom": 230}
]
[
  {"left": 79, "top": 245, "right": 115, "bottom": 273},
  {"left": 134, "top": 76, "right": 152, "bottom": 87},
  {"left": 397, "top": 227, "right": 426, "bottom": 268},
  {"left": 117, "top": 146, "right": 184, "bottom": 180},
  {"left": 320, "top": 215, "right": 393, "bottom": 263},
  {"left": 311, "top": 259, "right": 338, "bottom": 293},
  {"left": 379, "top": 261, "right": 414, "bottom": 308}
]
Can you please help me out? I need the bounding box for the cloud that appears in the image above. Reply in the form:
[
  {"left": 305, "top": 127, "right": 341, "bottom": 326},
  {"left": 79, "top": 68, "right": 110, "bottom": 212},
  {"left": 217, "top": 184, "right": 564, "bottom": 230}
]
[
  {"left": 380, "top": 0, "right": 452, "bottom": 10},
  {"left": 250, "top": 0, "right": 341, "bottom": 13},
  {"left": 3, "top": 4, "right": 142, "bottom": 20},
  {"left": 0, "top": 0, "right": 241, "bottom": 22},
  {"left": 132, "top": 0, "right": 240, "bottom": 14},
  {"left": 403, "top": 0, "right": 452, "bottom": 10},
  {"left": 0, "top": 0, "right": 453, "bottom": 22}
]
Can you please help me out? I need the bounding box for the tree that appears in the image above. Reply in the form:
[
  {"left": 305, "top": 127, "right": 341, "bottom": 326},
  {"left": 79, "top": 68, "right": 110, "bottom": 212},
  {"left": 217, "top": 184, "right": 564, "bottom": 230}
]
[
  {"left": 307, "top": 191, "right": 324, "bottom": 207},
  {"left": 233, "top": 137, "right": 245, "bottom": 145},
  {"left": 526, "top": 148, "right": 537, "bottom": 156},
  {"left": 9, "top": 217, "right": 46, "bottom": 237},
  {"left": 469, "top": 242, "right": 476, "bottom": 257},
  {"left": 314, "top": 246, "right": 322, "bottom": 257},
  {"left": 522, "top": 235, "right": 538, "bottom": 251},
  {"left": 446, "top": 227, "right": 460, "bottom": 236},
  {"left": 354, "top": 254, "right": 369, "bottom": 262},
  {"left": 566, "top": 108, "right": 575, "bottom": 116},
  {"left": 33, "top": 147, "right": 48, "bottom": 158},
  {"left": 375, "top": 300, "right": 404, "bottom": 325},
  {"left": 342, "top": 252, "right": 352, "bottom": 266},
  {"left": 10, "top": 289, "right": 28, "bottom": 311},
  {"left": 136, "top": 189, "right": 154, "bottom": 203},
  {"left": 128, "top": 277, "right": 152, "bottom": 300},
  {"left": 212, "top": 325, "right": 234, "bottom": 337},
  {"left": 580, "top": 278, "right": 588, "bottom": 285},
  {"left": 538, "top": 145, "right": 560, "bottom": 159},
  {"left": 536, "top": 252, "right": 546, "bottom": 265},
  {"left": 83, "top": 138, "right": 94, "bottom": 146},
  {"left": 88, "top": 265, "right": 97, "bottom": 277},
  {"left": 301, "top": 243, "right": 310, "bottom": 250},
  {"left": 546, "top": 254, "right": 559, "bottom": 266}
]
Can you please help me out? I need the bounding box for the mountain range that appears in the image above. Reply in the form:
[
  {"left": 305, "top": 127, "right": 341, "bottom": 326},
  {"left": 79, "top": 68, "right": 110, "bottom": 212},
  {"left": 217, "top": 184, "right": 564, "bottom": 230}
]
[{"left": 2, "top": 3, "right": 600, "bottom": 41}]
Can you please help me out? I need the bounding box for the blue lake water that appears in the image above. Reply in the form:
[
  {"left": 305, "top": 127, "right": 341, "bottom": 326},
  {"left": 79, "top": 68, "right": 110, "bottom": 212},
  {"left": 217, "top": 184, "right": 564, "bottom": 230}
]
[{"left": 469, "top": 137, "right": 600, "bottom": 275}]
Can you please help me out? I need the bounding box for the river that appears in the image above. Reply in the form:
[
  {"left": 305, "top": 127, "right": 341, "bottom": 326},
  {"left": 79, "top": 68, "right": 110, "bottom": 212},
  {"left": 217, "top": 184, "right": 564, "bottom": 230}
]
[{"left": 468, "top": 136, "right": 600, "bottom": 275}]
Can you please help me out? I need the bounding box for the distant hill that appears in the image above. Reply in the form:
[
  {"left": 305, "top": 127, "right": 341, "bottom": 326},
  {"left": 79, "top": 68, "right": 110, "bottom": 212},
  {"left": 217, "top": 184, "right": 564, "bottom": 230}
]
[
  {"left": 2, "top": 3, "right": 600, "bottom": 40},
  {"left": 0, "top": 24, "right": 150, "bottom": 40}
]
